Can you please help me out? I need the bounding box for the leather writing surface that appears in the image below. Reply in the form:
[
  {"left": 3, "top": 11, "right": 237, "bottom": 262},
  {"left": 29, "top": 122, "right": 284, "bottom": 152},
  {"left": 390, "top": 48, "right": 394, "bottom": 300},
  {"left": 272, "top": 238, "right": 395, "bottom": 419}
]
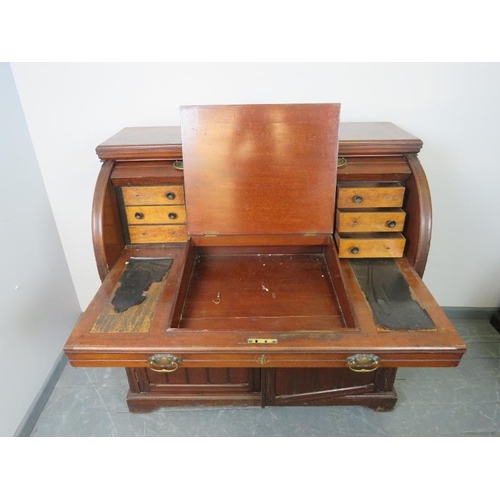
[
  {"left": 350, "top": 259, "right": 435, "bottom": 331},
  {"left": 180, "top": 104, "right": 340, "bottom": 236}
]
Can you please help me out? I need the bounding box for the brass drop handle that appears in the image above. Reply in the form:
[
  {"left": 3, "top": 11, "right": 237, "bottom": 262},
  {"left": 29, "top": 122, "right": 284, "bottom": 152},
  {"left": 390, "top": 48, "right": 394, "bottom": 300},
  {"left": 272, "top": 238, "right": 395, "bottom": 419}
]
[
  {"left": 148, "top": 354, "right": 181, "bottom": 373},
  {"left": 134, "top": 212, "right": 144, "bottom": 220},
  {"left": 386, "top": 220, "right": 397, "bottom": 228},
  {"left": 172, "top": 160, "right": 183, "bottom": 170},
  {"left": 338, "top": 157, "right": 348, "bottom": 168},
  {"left": 168, "top": 212, "right": 178, "bottom": 220},
  {"left": 347, "top": 354, "right": 381, "bottom": 372},
  {"left": 350, "top": 246, "right": 360, "bottom": 255},
  {"left": 352, "top": 195, "right": 363, "bottom": 204},
  {"left": 166, "top": 192, "right": 176, "bottom": 200}
]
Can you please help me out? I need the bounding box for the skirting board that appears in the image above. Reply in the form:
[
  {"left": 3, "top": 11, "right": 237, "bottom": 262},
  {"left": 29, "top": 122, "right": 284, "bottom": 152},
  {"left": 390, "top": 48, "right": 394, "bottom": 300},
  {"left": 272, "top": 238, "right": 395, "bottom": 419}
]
[
  {"left": 442, "top": 307, "right": 498, "bottom": 320},
  {"left": 14, "top": 352, "right": 68, "bottom": 437}
]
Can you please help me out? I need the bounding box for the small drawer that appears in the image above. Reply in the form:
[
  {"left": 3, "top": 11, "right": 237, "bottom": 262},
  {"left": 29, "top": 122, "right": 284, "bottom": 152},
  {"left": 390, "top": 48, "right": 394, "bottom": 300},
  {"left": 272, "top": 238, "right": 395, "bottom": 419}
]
[
  {"left": 122, "top": 185, "right": 185, "bottom": 206},
  {"left": 126, "top": 206, "right": 187, "bottom": 225},
  {"left": 129, "top": 225, "right": 188, "bottom": 244},
  {"left": 335, "top": 232, "right": 406, "bottom": 258},
  {"left": 337, "top": 183, "right": 405, "bottom": 208},
  {"left": 336, "top": 209, "right": 406, "bottom": 233}
]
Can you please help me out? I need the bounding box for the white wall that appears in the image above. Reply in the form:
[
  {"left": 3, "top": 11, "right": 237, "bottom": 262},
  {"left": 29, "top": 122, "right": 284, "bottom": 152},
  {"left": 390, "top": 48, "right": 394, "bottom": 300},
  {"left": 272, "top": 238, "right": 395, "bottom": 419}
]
[
  {"left": 0, "top": 63, "right": 81, "bottom": 436},
  {"left": 11, "top": 63, "right": 500, "bottom": 309}
]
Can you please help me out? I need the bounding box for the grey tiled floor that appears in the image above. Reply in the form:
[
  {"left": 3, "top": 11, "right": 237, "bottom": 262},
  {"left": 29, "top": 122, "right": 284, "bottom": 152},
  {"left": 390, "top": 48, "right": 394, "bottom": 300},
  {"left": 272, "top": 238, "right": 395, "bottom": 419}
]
[{"left": 31, "top": 319, "right": 500, "bottom": 436}]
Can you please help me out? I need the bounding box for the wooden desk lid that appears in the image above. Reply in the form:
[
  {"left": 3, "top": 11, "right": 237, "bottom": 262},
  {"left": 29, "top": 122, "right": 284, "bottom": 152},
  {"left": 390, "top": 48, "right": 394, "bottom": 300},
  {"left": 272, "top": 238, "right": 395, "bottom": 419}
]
[{"left": 180, "top": 103, "right": 341, "bottom": 237}]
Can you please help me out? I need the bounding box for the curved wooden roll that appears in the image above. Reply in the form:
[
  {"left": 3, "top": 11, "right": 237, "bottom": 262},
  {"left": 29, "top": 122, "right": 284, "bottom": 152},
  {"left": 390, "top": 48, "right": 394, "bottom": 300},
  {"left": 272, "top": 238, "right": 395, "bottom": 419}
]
[
  {"left": 92, "top": 160, "right": 125, "bottom": 281},
  {"left": 403, "top": 154, "right": 433, "bottom": 277}
]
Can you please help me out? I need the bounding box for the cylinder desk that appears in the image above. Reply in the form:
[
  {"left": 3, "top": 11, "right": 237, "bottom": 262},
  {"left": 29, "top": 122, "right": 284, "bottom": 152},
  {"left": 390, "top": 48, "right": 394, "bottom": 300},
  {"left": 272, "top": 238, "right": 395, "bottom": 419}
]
[{"left": 64, "top": 104, "right": 466, "bottom": 412}]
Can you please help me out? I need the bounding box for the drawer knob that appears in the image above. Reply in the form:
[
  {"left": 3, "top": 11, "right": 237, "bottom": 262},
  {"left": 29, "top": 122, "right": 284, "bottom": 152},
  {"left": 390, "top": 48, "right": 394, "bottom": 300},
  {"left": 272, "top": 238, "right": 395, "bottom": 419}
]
[
  {"left": 386, "top": 220, "right": 397, "bottom": 228},
  {"left": 347, "top": 354, "right": 380, "bottom": 372},
  {"left": 352, "top": 195, "right": 363, "bottom": 204},
  {"left": 168, "top": 212, "right": 178, "bottom": 220},
  {"left": 350, "top": 246, "right": 360, "bottom": 255},
  {"left": 166, "top": 192, "right": 176, "bottom": 200},
  {"left": 134, "top": 212, "right": 144, "bottom": 220},
  {"left": 148, "top": 354, "right": 181, "bottom": 373}
]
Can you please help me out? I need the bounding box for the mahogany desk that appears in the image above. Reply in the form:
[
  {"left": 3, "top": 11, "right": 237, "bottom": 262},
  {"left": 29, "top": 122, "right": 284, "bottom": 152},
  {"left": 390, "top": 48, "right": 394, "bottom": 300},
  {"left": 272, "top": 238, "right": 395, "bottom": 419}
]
[{"left": 64, "top": 107, "right": 465, "bottom": 412}]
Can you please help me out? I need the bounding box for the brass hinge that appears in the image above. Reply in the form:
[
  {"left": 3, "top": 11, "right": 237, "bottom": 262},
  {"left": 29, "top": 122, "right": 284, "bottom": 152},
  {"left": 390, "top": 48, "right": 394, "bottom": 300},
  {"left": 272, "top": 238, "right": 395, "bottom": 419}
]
[
  {"left": 204, "top": 233, "right": 218, "bottom": 237},
  {"left": 303, "top": 232, "right": 319, "bottom": 237}
]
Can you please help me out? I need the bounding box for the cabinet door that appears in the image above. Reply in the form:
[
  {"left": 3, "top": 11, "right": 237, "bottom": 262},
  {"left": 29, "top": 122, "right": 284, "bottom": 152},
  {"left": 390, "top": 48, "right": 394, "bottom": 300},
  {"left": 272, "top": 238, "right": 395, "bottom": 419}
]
[
  {"left": 126, "top": 367, "right": 262, "bottom": 411},
  {"left": 262, "top": 368, "right": 397, "bottom": 410}
]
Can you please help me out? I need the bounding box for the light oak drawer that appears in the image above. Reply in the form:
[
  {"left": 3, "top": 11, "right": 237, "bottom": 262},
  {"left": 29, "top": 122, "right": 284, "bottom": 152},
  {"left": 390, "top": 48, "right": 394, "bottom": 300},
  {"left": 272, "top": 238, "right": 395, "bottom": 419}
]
[
  {"left": 122, "top": 185, "right": 185, "bottom": 206},
  {"left": 129, "top": 225, "right": 188, "bottom": 244},
  {"left": 125, "top": 206, "right": 187, "bottom": 225},
  {"left": 337, "top": 183, "right": 405, "bottom": 208},
  {"left": 336, "top": 209, "right": 406, "bottom": 233},
  {"left": 335, "top": 232, "right": 406, "bottom": 258}
]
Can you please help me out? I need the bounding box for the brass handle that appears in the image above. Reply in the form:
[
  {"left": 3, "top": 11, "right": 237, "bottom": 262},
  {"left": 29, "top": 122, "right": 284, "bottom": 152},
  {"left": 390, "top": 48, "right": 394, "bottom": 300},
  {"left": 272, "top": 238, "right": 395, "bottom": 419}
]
[
  {"left": 352, "top": 195, "right": 363, "bottom": 204},
  {"left": 147, "top": 354, "right": 181, "bottom": 373},
  {"left": 347, "top": 354, "right": 380, "bottom": 372},
  {"left": 338, "top": 157, "right": 348, "bottom": 168},
  {"left": 350, "top": 246, "right": 360, "bottom": 255},
  {"left": 172, "top": 160, "right": 183, "bottom": 170},
  {"left": 134, "top": 212, "right": 144, "bottom": 220},
  {"left": 168, "top": 212, "right": 178, "bottom": 220},
  {"left": 386, "top": 220, "right": 397, "bottom": 228},
  {"left": 166, "top": 192, "right": 176, "bottom": 200}
]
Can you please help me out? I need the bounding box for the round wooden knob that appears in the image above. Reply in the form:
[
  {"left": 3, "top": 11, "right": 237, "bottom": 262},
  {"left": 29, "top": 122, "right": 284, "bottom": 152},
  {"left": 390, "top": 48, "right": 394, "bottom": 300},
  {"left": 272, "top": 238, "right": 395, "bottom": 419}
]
[
  {"left": 134, "top": 212, "right": 144, "bottom": 220},
  {"left": 386, "top": 220, "right": 397, "bottom": 228},
  {"left": 350, "top": 246, "right": 360, "bottom": 255},
  {"left": 352, "top": 195, "right": 363, "bottom": 204},
  {"left": 166, "top": 192, "right": 176, "bottom": 200},
  {"left": 168, "top": 212, "right": 178, "bottom": 220}
]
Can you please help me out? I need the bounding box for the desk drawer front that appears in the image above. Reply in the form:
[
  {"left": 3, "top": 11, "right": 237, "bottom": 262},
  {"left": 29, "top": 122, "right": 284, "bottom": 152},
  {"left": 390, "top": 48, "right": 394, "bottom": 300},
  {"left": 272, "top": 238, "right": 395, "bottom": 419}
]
[
  {"left": 336, "top": 209, "right": 406, "bottom": 233},
  {"left": 122, "top": 185, "right": 185, "bottom": 205},
  {"left": 129, "top": 225, "right": 188, "bottom": 244},
  {"left": 125, "top": 206, "right": 187, "bottom": 225},
  {"left": 335, "top": 232, "right": 406, "bottom": 258},
  {"left": 337, "top": 183, "right": 405, "bottom": 208}
]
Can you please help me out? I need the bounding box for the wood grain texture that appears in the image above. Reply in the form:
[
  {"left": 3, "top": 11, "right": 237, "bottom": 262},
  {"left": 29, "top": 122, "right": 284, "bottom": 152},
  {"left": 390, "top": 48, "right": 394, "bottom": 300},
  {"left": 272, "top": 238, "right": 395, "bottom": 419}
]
[
  {"left": 262, "top": 367, "right": 397, "bottom": 410},
  {"left": 91, "top": 280, "right": 166, "bottom": 333},
  {"left": 403, "top": 154, "right": 432, "bottom": 277},
  {"left": 96, "top": 126, "right": 183, "bottom": 160},
  {"left": 128, "top": 225, "right": 188, "bottom": 243},
  {"left": 336, "top": 209, "right": 406, "bottom": 233},
  {"left": 122, "top": 185, "right": 185, "bottom": 206},
  {"left": 125, "top": 205, "right": 187, "bottom": 225},
  {"left": 111, "top": 161, "right": 184, "bottom": 186},
  {"left": 111, "top": 157, "right": 411, "bottom": 184},
  {"left": 177, "top": 250, "right": 346, "bottom": 331},
  {"left": 95, "top": 122, "right": 422, "bottom": 160},
  {"left": 335, "top": 232, "right": 406, "bottom": 258},
  {"left": 337, "top": 156, "right": 412, "bottom": 181},
  {"left": 92, "top": 160, "right": 125, "bottom": 281},
  {"left": 180, "top": 104, "right": 340, "bottom": 236},
  {"left": 337, "top": 183, "right": 405, "bottom": 208}
]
